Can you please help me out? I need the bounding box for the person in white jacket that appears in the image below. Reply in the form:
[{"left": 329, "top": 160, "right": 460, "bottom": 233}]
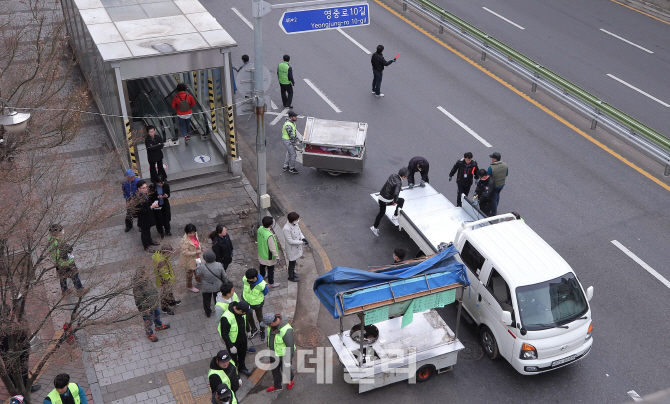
[{"left": 282, "top": 212, "right": 307, "bottom": 282}]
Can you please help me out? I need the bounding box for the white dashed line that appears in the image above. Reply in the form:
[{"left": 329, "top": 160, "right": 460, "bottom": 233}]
[
  {"left": 271, "top": 100, "right": 278, "bottom": 110},
  {"left": 437, "top": 106, "right": 492, "bottom": 147},
  {"left": 270, "top": 108, "right": 290, "bottom": 125},
  {"left": 304, "top": 78, "right": 341, "bottom": 113},
  {"left": 627, "top": 390, "right": 643, "bottom": 402},
  {"left": 231, "top": 8, "right": 253, "bottom": 30},
  {"left": 337, "top": 28, "right": 371, "bottom": 54},
  {"left": 607, "top": 74, "right": 670, "bottom": 107},
  {"left": 482, "top": 7, "right": 525, "bottom": 30},
  {"left": 611, "top": 240, "right": 670, "bottom": 289},
  {"left": 600, "top": 29, "right": 653, "bottom": 53}
]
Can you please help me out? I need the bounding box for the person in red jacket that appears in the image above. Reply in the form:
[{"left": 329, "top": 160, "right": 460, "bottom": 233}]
[{"left": 171, "top": 83, "right": 196, "bottom": 143}]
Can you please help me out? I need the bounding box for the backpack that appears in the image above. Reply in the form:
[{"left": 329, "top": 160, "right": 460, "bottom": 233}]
[{"left": 177, "top": 93, "right": 190, "bottom": 113}]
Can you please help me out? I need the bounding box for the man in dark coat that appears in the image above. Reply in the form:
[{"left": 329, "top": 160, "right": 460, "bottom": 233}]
[
  {"left": 144, "top": 125, "right": 166, "bottom": 183},
  {"left": 449, "top": 152, "right": 479, "bottom": 207},
  {"left": 149, "top": 176, "right": 171, "bottom": 238},
  {"left": 135, "top": 180, "right": 160, "bottom": 252},
  {"left": 371, "top": 45, "right": 396, "bottom": 97},
  {"left": 208, "top": 349, "right": 240, "bottom": 393},
  {"left": 474, "top": 169, "right": 495, "bottom": 216},
  {"left": 371, "top": 167, "right": 408, "bottom": 236},
  {"left": 407, "top": 156, "right": 429, "bottom": 188}
]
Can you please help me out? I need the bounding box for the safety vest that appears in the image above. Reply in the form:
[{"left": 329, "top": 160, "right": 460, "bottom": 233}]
[
  {"left": 152, "top": 251, "right": 175, "bottom": 287},
  {"left": 206, "top": 368, "right": 238, "bottom": 404},
  {"left": 242, "top": 276, "right": 266, "bottom": 306},
  {"left": 48, "top": 236, "right": 73, "bottom": 268},
  {"left": 257, "top": 227, "right": 278, "bottom": 261},
  {"left": 47, "top": 383, "right": 80, "bottom": 404},
  {"left": 282, "top": 120, "right": 297, "bottom": 140},
  {"left": 219, "top": 309, "right": 245, "bottom": 344},
  {"left": 267, "top": 323, "right": 296, "bottom": 357},
  {"left": 215, "top": 292, "right": 239, "bottom": 314},
  {"left": 277, "top": 62, "right": 291, "bottom": 85},
  {"left": 489, "top": 161, "right": 508, "bottom": 188}
]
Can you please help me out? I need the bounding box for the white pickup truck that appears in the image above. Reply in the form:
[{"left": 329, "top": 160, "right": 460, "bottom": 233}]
[{"left": 371, "top": 184, "right": 594, "bottom": 374}]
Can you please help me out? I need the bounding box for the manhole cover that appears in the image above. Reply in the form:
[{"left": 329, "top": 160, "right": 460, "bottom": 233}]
[
  {"left": 457, "top": 338, "right": 484, "bottom": 362},
  {"left": 294, "top": 326, "right": 326, "bottom": 348}
]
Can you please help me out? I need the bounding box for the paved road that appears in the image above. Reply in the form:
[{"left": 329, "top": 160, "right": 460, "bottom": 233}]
[
  {"left": 201, "top": 0, "right": 670, "bottom": 401},
  {"left": 432, "top": 0, "right": 670, "bottom": 135}
]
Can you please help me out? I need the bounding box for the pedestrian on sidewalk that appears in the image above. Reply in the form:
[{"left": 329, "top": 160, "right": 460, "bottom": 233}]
[
  {"left": 277, "top": 54, "right": 295, "bottom": 108},
  {"left": 1, "top": 329, "right": 41, "bottom": 395},
  {"left": 262, "top": 313, "right": 295, "bottom": 392},
  {"left": 282, "top": 212, "right": 307, "bottom": 282},
  {"left": 218, "top": 301, "right": 254, "bottom": 376},
  {"left": 370, "top": 167, "right": 408, "bottom": 236},
  {"left": 149, "top": 175, "right": 171, "bottom": 238},
  {"left": 215, "top": 281, "right": 239, "bottom": 322},
  {"left": 407, "top": 156, "right": 429, "bottom": 188},
  {"left": 393, "top": 247, "right": 406, "bottom": 264},
  {"left": 281, "top": 111, "right": 300, "bottom": 174},
  {"left": 44, "top": 373, "right": 88, "bottom": 404},
  {"left": 233, "top": 54, "right": 250, "bottom": 94},
  {"left": 474, "top": 168, "right": 495, "bottom": 216},
  {"left": 133, "top": 266, "right": 170, "bottom": 342},
  {"left": 449, "top": 152, "right": 479, "bottom": 207},
  {"left": 122, "top": 169, "right": 141, "bottom": 232},
  {"left": 144, "top": 125, "right": 166, "bottom": 183},
  {"left": 487, "top": 152, "right": 508, "bottom": 216},
  {"left": 210, "top": 225, "right": 234, "bottom": 270},
  {"left": 136, "top": 180, "right": 160, "bottom": 252},
  {"left": 208, "top": 349, "right": 241, "bottom": 394},
  {"left": 180, "top": 223, "right": 203, "bottom": 293},
  {"left": 196, "top": 250, "right": 228, "bottom": 318},
  {"left": 152, "top": 244, "right": 180, "bottom": 315},
  {"left": 371, "top": 45, "right": 396, "bottom": 97},
  {"left": 257, "top": 216, "right": 281, "bottom": 288},
  {"left": 171, "top": 83, "right": 196, "bottom": 143},
  {"left": 48, "top": 224, "right": 86, "bottom": 296},
  {"left": 242, "top": 268, "right": 268, "bottom": 341},
  {"left": 211, "top": 384, "right": 237, "bottom": 404}
]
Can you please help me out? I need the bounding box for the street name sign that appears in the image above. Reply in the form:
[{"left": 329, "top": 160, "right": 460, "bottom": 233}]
[{"left": 279, "top": 3, "right": 370, "bottom": 34}]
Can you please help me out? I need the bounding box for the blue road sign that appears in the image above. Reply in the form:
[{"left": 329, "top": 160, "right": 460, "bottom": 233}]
[{"left": 279, "top": 3, "right": 370, "bottom": 34}]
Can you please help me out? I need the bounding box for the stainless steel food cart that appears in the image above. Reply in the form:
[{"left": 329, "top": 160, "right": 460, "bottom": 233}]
[{"left": 300, "top": 117, "right": 368, "bottom": 176}]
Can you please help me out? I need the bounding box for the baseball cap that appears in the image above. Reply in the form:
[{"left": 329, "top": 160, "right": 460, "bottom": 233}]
[
  {"left": 125, "top": 168, "right": 136, "bottom": 177},
  {"left": 288, "top": 111, "right": 297, "bottom": 118},
  {"left": 9, "top": 396, "right": 24, "bottom": 404},
  {"left": 489, "top": 152, "right": 501, "bottom": 160},
  {"left": 215, "top": 384, "right": 232, "bottom": 399},
  {"left": 215, "top": 349, "right": 230, "bottom": 363},
  {"left": 234, "top": 300, "right": 253, "bottom": 314}
]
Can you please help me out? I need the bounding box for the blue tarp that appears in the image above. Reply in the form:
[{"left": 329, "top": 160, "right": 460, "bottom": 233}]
[{"left": 313, "top": 246, "right": 470, "bottom": 319}]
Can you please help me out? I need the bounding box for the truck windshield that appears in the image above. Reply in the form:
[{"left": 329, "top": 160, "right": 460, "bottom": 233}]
[{"left": 516, "top": 273, "right": 588, "bottom": 331}]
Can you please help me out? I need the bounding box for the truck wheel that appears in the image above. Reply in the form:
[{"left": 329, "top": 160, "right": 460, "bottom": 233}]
[
  {"left": 325, "top": 170, "right": 342, "bottom": 177},
  {"left": 480, "top": 327, "right": 499, "bottom": 360},
  {"left": 415, "top": 364, "right": 435, "bottom": 382}
]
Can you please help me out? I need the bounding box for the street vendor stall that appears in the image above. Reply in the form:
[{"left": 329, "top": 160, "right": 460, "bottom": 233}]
[
  {"left": 313, "top": 246, "right": 470, "bottom": 392},
  {"left": 300, "top": 117, "right": 367, "bottom": 176}
]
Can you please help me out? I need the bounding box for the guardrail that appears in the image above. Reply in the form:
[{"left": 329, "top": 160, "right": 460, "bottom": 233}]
[{"left": 398, "top": 0, "right": 670, "bottom": 175}]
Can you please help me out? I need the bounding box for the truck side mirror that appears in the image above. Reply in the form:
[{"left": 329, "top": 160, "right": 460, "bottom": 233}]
[
  {"left": 586, "top": 286, "right": 594, "bottom": 302},
  {"left": 501, "top": 311, "right": 513, "bottom": 326}
]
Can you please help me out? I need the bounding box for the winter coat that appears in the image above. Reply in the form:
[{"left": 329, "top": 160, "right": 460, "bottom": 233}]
[
  {"left": 449, "top": 158, "right": 479, "bottom": 186},
  {"left": 149, "top": 183, "right": 171, "bottom": 223},
  {"left": 212, "top": 234, "right": 234, "bottom": 267},
  {"left": 282, "top": 221, "right": 304, "bottom": 262},
  {"left": 133, "top": 274, "right": 160, "bottom": 312},
  {"left": 408, "top": 156, "right": 429, "bottom": 174},
  {"left": 152, "top": 251, "right": 175, "bottom": 287},
  {"left": 474, "top": 176, "right": 495, "bottom": 202},
  {"left": 195, "top": 261, "right": 228, "bottom": 293},
  {"left": 136, "top": 194, "right": 156, "bottom": 229},
  {"left": 371, "top": 52, "right": 394, "bottom": 72},
  {"left": 122, "top": 177, "right": 141, "bottom": 200},
  {"left": 208, "top": 356, "right": 240, "bottom": 393},
  {"left": 379, "top": 174, "right": 403, "bottom": 203},
  {"left": 144, "top": 134, "right": 164, "bottom": 162},
  {"left": 171, "top": 91, "right": 196, "bottom": 116},
  {"left": 180, "top": 233, "right": 200, "bottom": 271}
]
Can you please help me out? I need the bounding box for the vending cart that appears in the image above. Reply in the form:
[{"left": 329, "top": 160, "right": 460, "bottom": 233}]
[{"left": 300, "top": 117, "right": 368, "bottom": 176}]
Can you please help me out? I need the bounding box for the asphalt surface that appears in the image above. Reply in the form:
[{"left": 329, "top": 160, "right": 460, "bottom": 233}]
[{"left": 200, "top": 0, "right": 670, "bottom": 401}]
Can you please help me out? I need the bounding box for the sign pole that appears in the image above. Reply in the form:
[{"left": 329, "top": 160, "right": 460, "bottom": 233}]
[{"left": 253, "top": 0, "right": 267, "bottom": 227}]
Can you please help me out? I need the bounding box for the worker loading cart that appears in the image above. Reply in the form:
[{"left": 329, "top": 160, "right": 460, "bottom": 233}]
[{"left": 299, "top": 117, "right": 368, "bottom": 176}]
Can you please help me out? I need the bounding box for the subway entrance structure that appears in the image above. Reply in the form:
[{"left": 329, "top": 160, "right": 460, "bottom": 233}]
[{"left": 61, "top": 0, "right": 242, "bottom": 185}]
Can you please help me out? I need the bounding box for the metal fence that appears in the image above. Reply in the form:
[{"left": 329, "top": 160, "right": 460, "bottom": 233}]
[{"left": 399, "top": 0, "right": 670, "bottom": 175}]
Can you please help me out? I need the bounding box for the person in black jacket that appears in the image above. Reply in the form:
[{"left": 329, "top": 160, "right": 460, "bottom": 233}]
[
  {"left": 219, "top": 301, "right": 253, "bottom": 376},
  {"left": 136, "top": 180, "right": 160, "bottom": 252},
  {"left": 371, "top": 167, "right": 408, "bottom": 236},
  {"left": 407, "top": 156, "right": 429, "bottom": 188},
  {"left": 149, "top": 175, "right": 171, "bottom": 238},
  {"left": 449, "top": 152, "right": 479, "bottom": 207},
  {"left": 474, "top": 169, "right": 495, "bottom": 216},
  {"left": 209, "top": 224, "right": 234, "bottom": 270},
  {"left": 144, "top": 126, "right": 167, "bottom": 183},
  {"left": 371, "top": 45, "right": 395, "bottom": 97},
  {"left": 208, "top": 349, "right": 240, "bottom": 394}
]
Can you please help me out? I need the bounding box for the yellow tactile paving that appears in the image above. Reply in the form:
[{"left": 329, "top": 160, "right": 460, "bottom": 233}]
[{"left": 166, "top": 369, "right": 195, "bottom": 404}]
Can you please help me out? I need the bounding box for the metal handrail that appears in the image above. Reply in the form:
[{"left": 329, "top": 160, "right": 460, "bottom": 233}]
[{"left": 401, "top": 0, "right": 670, "bottom": 172}]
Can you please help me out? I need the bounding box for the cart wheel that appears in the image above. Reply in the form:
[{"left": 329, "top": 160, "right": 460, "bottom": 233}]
[
  {"left": 415, "top": 364, "right": 435, "bottom": 383},
  {"left": 325, "top": 170, "right": 342, "bottom": 177}
]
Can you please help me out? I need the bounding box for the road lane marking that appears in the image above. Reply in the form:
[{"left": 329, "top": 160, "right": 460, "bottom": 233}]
[
  {"left": 437, "top": 106, "right": 492, "bottom": 147},
  {"left": 337, "top": 28, "right": 372, "bottom": 54},
  {"left": 611, "top": 240, "right": 670, "bottom": 289},
  {"left": 304, "top": 78, "right": 342, "bottom": 113},
  {"left": 599, "top": 29, "right": 653, "bottom": 53},
  {"left": 374, "top": 0, "right": 670, "bottom": 193},
  {"left": 270, "top": 108, "right": 290, "bottom": 125},
  {"left": 271, "top": 100, "right": 278, "bottom": 110},
  {"left": 231, "top": 8, "right": 253, "bottom": 30},
  {"left": 628, "top": 390, "right": 643, "bottom": 402},
  {"left": 482, "top": 7, "right": 525, "bottom": 30},
  {"left": 607, "top": 74, "right": 669, "bottom": 107},
  {"left": 609, "top": 0, "right": 670, "bottom": 26}
]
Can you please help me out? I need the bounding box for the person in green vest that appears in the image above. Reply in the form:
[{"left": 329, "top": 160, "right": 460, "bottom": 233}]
[
  {"left": 277, "top": 54, "right": 295, "bottom": 108},
  {"left": 48, "top": 225, "right": 86, "bottom": 297},
  {"left": 281, "top": 111, "right": 300, "bottom": 174},
  {"left": 486, "top": 152, "right": 509, "bottom": 216},
  {"left": 208, "top": 349, "right": 240, "bottom": 394},
  {"left": 261, "top": 313, "right": 295, "bottom": 392},
  {"left": 218, "top": 301, "right": 254, "bottom": 376},
  {"left": 214, "top": 281, "right": 239, "bottom": 323},
  {"left": 152, "top": 244, "right": 180, "bottom": 315},
  {"left": 243, "top": 268, "right": 269, "bottom": 342},
  {"left": 44, "top": 373, "right": 88, "bottom": 404},
  {"left": 257, "top": 216, "right": 281, "bottom": 289},
  {"left": 211, "top": 384, "right": 236, "bottom": 404}
]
